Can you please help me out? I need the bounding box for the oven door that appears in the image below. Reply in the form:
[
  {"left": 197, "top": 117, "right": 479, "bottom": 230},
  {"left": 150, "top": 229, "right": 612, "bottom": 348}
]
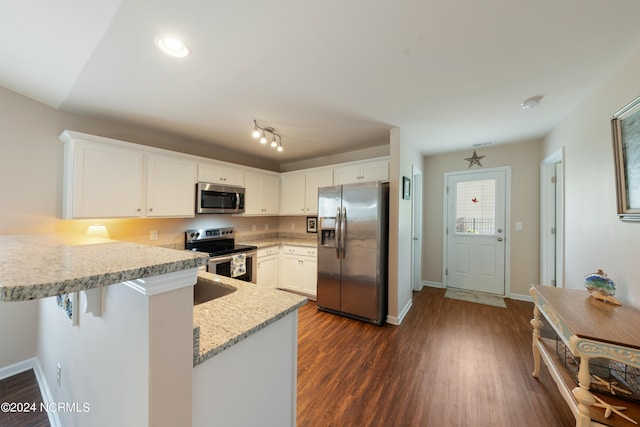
[
  {"left": 197, "top": 182, "right": 245, "bottom": 214},
  {"left": 208, "top": 250, "right": 257, "bottom": 283}
]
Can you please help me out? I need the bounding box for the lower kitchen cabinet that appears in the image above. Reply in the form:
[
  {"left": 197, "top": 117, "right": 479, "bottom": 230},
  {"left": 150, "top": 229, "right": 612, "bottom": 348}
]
[
  {"left": 257, "top": 247, "right": 279, "bottom": 288},
  {"left": 279, "top": 246, "right": 317, "bottom": 298}
]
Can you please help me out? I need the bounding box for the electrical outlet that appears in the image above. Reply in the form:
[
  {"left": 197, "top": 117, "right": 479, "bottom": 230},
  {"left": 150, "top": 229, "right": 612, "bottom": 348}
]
[
  {"left": 150, "top": 230, "right": 159, "bottom": 240},
  {"left": 515, "top": 222, "right": 523, "bottom": 231},
  {"left": 56, "top": 363, "right": 61, "bottom": 387}
]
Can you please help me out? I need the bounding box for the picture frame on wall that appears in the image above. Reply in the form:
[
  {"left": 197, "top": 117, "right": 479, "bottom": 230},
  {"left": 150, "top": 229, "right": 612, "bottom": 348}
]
[
  {"left": 612, "top": 94, "right": 640, "bottom": 221},
  {"left": 403, "top": 176, "right": 411, "bottom": 200},
  {"left": 307, "top": 216, "right": 318, "bottom": 233}
]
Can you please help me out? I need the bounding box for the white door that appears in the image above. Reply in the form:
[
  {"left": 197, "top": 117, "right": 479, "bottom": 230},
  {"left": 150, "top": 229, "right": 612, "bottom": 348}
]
[
  {"left": 412, "top": 165, "right": 423, "bottom": 291},
  {"left": 445, "top": 169, "right": 507, "bottom": 295}
]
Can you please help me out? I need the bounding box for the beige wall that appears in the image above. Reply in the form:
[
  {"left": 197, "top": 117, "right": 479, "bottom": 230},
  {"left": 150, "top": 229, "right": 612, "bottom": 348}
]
[
  {"left": 543, "top": 43, "right": 640, "bottom": 306},
  {"left": 422, "top": 139, "right": 542, "bottom": 298}
]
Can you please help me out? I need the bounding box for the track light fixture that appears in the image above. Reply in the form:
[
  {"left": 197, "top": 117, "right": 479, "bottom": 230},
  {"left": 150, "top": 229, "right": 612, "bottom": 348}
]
[{"left": 252, "top": 119, "right": 283, "bottom": 152}]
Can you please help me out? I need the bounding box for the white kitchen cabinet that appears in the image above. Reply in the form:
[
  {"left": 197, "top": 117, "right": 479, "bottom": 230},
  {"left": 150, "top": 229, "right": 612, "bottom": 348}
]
[
  {"left": 245, "top": 171, "right": 280, "bottom": 215},
  {"left": 146, "top": 154, "right": 197, "bottom": 217},
  {"left": 60, "top": 131, "right": 196, "bottom": 219},
  {"left": 197, "top": 162, "right": 244, "bottom": 187},
  {"left": 279, "top": 246, "right": 317, "bottom": 297},
  {"left": 257, "top": 247, "right": 279, "bottom": 288},
  {"left": 63, "top": 139, "right": 144, "bottom": 218},
  {"left": 280, "top": 168, "right": 333, "bottom": 215},
  {"left": 280, "top": 172, "right": 306, "bottom": 215},
  {"left": 333, "top": 159, "right": 389, "bottom": 185}
]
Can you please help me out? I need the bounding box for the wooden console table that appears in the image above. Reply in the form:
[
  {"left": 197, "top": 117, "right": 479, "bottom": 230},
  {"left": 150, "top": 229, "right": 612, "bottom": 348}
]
[{"left": 530, "top": 285, "right": 640, "bottom": 427}]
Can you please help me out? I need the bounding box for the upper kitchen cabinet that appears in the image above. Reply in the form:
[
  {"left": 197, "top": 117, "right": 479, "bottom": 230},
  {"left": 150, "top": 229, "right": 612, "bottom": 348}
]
[
  {"left": 60, "top": 131, "right": 196, "bottom": 219},
  {"left": 197, "top": 162, "right": 244, "bottom": 187},
  {"left": 333, "top": 158, "right": 389, "bottom": 185},
  {"left": 280, "top": 168, "right": 333, "bottom": 216},
  {"left": 146, "top": 154, "right": 196, "bottom": 217},
  {"left": 244, "top": 171, "right": 280, "bottom": 215}
]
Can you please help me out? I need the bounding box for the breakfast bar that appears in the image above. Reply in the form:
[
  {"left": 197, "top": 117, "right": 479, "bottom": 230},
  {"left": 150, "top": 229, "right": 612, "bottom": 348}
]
[{"left": 0, "top": 233, "right": 306, "bottom": 427}]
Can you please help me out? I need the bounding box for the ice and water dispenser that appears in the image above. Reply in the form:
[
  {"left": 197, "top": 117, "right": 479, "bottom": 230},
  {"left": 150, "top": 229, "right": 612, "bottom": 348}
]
[{"left": 319, "top": 217, "right": 337, "bottom": 247}]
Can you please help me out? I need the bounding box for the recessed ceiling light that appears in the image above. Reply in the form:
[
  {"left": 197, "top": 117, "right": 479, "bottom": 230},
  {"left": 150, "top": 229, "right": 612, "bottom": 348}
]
[
  {"left": 521, "top": 95, "right": 544, "bottom": 110},
  {"left": 155, "top": 35, "right": 190, "bottom": 58}
]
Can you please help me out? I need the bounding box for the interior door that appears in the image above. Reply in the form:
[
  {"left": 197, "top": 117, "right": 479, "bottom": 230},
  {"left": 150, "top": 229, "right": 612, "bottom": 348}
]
[{"left": 446, "top": 169, "right": 506, "bottom": 295}]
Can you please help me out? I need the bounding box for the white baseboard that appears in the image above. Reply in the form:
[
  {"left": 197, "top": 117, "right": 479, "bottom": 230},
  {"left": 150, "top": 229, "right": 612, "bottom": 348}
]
[
  {"left": 0, "top": 357, "right": 36, "bottom": 380},
  {"left": 508, "top": 292, "right": 533, "bottom": 302},
  {"left": 424, "top": 281, "right": 445, "bottom": 288},
  {"left": 34, "top": 359, "right": 61, "bottom": 427},
  {"left": 386, "top": 298, "right": 413, "bottom": 325}
]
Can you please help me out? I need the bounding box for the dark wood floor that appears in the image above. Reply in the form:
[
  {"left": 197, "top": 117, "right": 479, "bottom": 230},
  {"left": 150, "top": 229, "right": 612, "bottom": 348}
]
[
  {"left": 0, "top": 369, "right": 49, "bottom": 427},
  {"left": 297, "top": 286, "right": 576, "bottom": 427}
]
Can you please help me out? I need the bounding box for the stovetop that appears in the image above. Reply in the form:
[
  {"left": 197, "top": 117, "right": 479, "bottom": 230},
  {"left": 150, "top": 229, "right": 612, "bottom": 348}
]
[{"left": 185, "top": 227, "right": 256, "bottom": 257}]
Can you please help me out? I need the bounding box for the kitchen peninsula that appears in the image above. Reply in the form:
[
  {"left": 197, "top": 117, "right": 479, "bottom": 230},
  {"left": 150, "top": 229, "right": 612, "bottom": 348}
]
[{"left": 0, "top": 233, "right": 307, "bottom": 427}]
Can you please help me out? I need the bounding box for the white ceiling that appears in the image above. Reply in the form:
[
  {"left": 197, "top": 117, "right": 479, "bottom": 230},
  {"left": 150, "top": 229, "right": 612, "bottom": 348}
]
[{"left": 3, "top": 0, "right": 640, "bottom": 164}]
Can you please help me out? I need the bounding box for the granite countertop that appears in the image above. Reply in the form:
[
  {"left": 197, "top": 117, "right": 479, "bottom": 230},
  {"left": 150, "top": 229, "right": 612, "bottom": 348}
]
[
  {"left": 192, "top": 271, "right": 307, "bottom": 366},
  {"left": 240, "top": 237, "right": 317, "bottom": 249},
  {"left": 0, "top": 234, "right": 209, "bottom": 302}
]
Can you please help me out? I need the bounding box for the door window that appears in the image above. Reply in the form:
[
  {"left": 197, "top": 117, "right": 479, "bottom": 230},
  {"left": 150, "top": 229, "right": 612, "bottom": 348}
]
[{"left": 455, "top": 179, "right": 496, "bottom": 235}]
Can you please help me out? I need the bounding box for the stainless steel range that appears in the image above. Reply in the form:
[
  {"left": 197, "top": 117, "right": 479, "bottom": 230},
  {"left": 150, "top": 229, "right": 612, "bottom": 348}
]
[{"left": 185, "top": 227, "right": 257, "bottom": 283}]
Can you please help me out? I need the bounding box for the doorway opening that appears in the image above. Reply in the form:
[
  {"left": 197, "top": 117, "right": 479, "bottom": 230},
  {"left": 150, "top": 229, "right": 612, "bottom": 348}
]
[{"left": 540, "top": 150, "right": 564, "bottom": 287}]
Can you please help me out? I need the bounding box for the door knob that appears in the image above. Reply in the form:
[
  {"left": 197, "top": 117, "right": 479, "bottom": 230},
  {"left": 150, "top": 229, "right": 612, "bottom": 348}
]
[{"left": 497, "top": 237, "right": 503, "bottom": 242}]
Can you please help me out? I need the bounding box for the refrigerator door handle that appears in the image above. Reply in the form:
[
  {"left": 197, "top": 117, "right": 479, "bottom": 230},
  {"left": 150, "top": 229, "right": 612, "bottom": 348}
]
[
  {"left": 341, "top": 207, "right": 346, "bottom": 258},
  {"left": 335, "top": 207, "right": 341, "bottom": 259}
]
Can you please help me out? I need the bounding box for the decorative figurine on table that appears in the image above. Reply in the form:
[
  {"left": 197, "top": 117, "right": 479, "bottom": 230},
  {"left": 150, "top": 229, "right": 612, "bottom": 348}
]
[{"left": 584, "top": 269, "right": 622, "bottom": 305}]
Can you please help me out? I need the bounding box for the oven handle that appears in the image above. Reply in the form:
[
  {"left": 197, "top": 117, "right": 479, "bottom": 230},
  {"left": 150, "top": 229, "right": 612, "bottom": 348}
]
[
  {"left": 235, "top": 192, "right": 240, "bottom": 211},
  {"left": 208, "top": 250, "right": 257, "bottom": 265}
]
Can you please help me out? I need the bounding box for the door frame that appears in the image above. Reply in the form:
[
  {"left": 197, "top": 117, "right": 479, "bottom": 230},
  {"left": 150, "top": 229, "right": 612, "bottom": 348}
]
[
  {"left": 540, "top": 149, "right": 564, "bottom": 287},
  {"left": 442, "top": 166, "right": 512, "bottom": 297},
  {"left": 411, "top": 165, "right": 423, "bottom": 291}
]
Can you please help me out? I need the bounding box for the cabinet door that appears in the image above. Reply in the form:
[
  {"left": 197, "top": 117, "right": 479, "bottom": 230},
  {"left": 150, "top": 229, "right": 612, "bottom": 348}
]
[
  {"left": 279, "top": 253, "right": 302, "bottom": 291},
  {"left": 261, "top": 174, "right": 280, "bottom": 215},
  {"left": 301, "top": 256, "right": 317, "bottom": 296},
  {"left": 198, "top": 163, "right": 245, "bottom": 187},
  {"left": 222, "top": 167, "right": 245, "bottom": 187},
  {"left": 280, "top": 173, "right": 306, "bottom": 215},
  {"left": 244, "top": 171, "right": 262, "bottom": 215},
  {"left": 147, "top": 154, "right": 196, "bottom": 217},
  {"left": 305, "top": 169, "right": 333, "bottom": 215},
  {"left": 69, "top": 142, "right": 143, "bottom": 218},
  {"left": 361, "top": 160, "right": 389, "bottom": 182},
  {"left": 257, "top": 255, "right": 279, "bottom": 288},
  {"left": 333, "top": 164, "right": 362, "bottom": 185}
]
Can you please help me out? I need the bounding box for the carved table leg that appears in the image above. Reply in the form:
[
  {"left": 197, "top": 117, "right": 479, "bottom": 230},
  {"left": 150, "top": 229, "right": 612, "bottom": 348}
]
[
  {"left": 530, "top": 304, "right": 543, "bottom": 378},
  {"left": 572, "top": 354, "right": 596, "bottom": 427}
]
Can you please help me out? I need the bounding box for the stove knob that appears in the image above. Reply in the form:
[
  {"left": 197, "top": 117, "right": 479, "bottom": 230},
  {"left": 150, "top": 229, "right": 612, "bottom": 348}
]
[{"left": 195, "top": 232, "right": 200, "bottom": 238}]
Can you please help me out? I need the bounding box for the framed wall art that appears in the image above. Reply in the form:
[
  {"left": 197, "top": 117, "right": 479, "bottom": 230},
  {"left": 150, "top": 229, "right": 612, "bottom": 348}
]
[
  {"left": 612, "top": 95, "right": 640, "bottom": 221},
  {"left": 403, "top": 176, "right": 411, "bottom": 200},
  {"left": 307, "top": 216, "right": 318, "bottom": 233}
]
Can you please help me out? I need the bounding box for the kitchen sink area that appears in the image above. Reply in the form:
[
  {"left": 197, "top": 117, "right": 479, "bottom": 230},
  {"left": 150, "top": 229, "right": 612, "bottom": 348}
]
[{"left": 193, "top": 276, "right": 236, "bottom": 305}]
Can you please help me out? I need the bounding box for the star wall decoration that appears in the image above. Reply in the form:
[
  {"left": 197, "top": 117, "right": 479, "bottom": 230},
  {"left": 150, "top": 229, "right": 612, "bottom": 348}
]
[{"left": 465, "top": 150, "right": 485, "bottom": 168}]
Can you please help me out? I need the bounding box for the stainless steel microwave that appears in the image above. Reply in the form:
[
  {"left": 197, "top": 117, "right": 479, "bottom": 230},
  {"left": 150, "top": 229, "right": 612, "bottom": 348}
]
[{"left": 196, "top": 182, "right": 245, "bottom": 214}]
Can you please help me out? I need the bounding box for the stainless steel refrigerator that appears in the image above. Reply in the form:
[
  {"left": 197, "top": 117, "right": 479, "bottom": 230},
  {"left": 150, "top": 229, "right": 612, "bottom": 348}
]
[{"left": 316, "top": 181, "right": 389, "bottom": 325}]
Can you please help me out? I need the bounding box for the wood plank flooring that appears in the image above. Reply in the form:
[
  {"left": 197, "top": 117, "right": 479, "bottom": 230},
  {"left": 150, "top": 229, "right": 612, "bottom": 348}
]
[
  {"left": 0, "top": 369, "right": 49, "bottom": 427},
  {"left": 297, "top": 286, "right": 576, "bottom": 427}
]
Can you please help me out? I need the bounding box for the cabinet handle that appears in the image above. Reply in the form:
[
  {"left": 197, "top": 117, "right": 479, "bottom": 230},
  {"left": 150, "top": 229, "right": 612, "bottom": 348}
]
[
  {"left": 149, "top": 208, "right": 153, "bottom": 212},
  {"left": 137, "top": 208, "right": 141, "bottom": 212}
]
